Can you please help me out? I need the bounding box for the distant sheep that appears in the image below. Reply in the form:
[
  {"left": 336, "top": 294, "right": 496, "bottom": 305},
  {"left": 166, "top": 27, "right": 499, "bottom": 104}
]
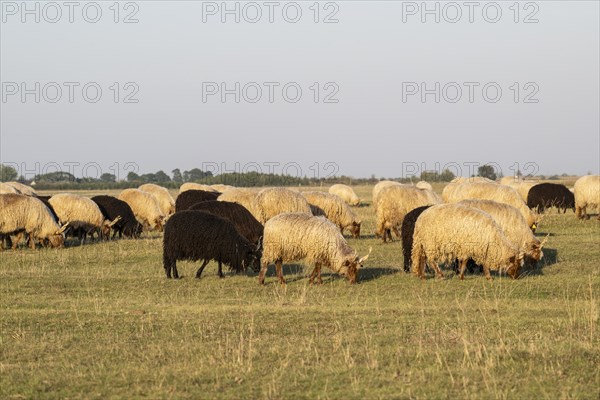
[
  {"left": 163, "top": 210, "right": 260, "bottom": 279},
  {"left": 401, "top": 205, "right": 432, "bottom": 272},
  {"left": 189, "top": 200, "right": 263, "bottom": 245},
  {"left": 458, "top": 199, "right": 545, "bottom": 266},
  {"left": 259, "top": 213, "right": 370, "bottom": 285},
  {"left": 91, "top": 195, "right": 142, "bottom": 238},
  {"left": 5, "top": 182, "right": 37, "bottom": 196},
  {"left": 574, "top": 175, "right": 600, "bottom": 220},
  {"left": 375, "top": 185, "right": 441, "bottom": 242},
  {"left": 415, "top": 181, "right": 433, "bottom": 191},
  {"left": 328, "top": 184, "right": 360, "bottom": 206},
  {"left": 175, "top": 190, "right": 220, "bottom": 212},
  {"left": 302, "top": 191, "right": 361, "bottom": 238},
  {"left": 451, "top": 177, "right": 496, "bottom": 184},
  {"left": 0, "top": 194, "right": 66, "bottom": 249},
  {"left": 118, "top": 189, "right": 165, "bottom": 232},
  {"left": 527, "top": 183, "right": 575, "bottom": 213},
  {"left": 443, "top": 182, "right": 538, "bottom": 229},
  {"left": 49, "top": 193, "right": 120, "bottom": 240},
  {"left": 179, "top": 182, "right": 219, "bottom": 193},
  {"left": 139, "top": 183, "right": 175, "bottom": 216},
  {"left": 253, "top": 188, "right": 312, "bottom": 224},
  {"left": 411, "top": 203, "right": 523, "bottom": 280},
  {"left": 372, "top": 181, "right": 402, "bottom": 210}
]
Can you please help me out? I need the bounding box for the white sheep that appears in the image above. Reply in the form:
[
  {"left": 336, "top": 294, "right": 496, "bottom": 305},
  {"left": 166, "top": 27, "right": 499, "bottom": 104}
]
[
  {"left": 118, "top": 189, "right": 166, "bottom": 232},
  {"left": 375, "top": 185, "right": 441, "bottom": 242},
  {"left": 217, "top": 188, "right": 261, "bottom": 220},
  {"left": 259, "top": 212, "right": 371, "bottom": 285},
  {"left": 415, "top": 181, "right": 433, "bottom": 191},
  {"left": 179, "top": 183, "right": 219, "bottom": 193},
  {"left": 49, "top": 193, "right": 120, "bottom": 241},
  {"left": 0, "top": 182, "right": 19, "bottom": 194},
  {"left": 302, "top": 191, "right": 361, "bottom": 238},
  {"left": 0, "top": 194, "right": 67, "bottom": 249},
  {"left": 139, "top": 183, "right": 176, "bottom": 216},
  {"left": 372, "top": 181, "right": 403, "bottom": 210},
  {"left": 210, "top": 184, "right": 235, "bottom": 193},
  {"left": 253, "top": 187, "right": 312, "bottom": 224},
  {"left": 442, "top": 182, "right": 538, "bottom": 229},
  {"left": 411, "top": 203, "right": 523, "bottom": 280},
  {"left": 574, "top": 175, "right": 600, "bottom": 220},
  {"left": 5, "top": 181, "right": 37, "bottom": 196},
  {"left": 328, "top": 184, "right": 360, "bottom": 206},
  {"left": 451, "top": 177, "right": 496, "bottom": 184}
]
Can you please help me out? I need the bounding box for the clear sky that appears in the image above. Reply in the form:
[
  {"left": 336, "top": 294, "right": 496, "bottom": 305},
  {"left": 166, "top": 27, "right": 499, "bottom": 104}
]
[{"left": 1, "top": 1, "right": 599, "bottom": 181}]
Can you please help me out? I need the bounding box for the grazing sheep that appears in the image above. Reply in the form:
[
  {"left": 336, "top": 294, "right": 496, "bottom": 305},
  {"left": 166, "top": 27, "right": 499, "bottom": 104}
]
[
  {"left": 527, "top": 183, "right": 575, "bottom": 214},
  {"left": 574, "top": 175, "right": 600, "bottom": 220},
  {"left": 5, "top": 182, "right": 37, "bottom": 196},
  {"left": 411, "top": 203, "right": 523, "bottom": 280},
  {"left": 139, "top": 183, "right": 175, "bottom": 216},
  {"left": 118, "top": 189, "right": 165, "bottom": 232},
  {"left": 328, "top": 184, "right": 360, "bottom": 206},
  {"left": 49, "top": 193, "right": 120, "bottom": 240},
  {"left": 375, "top": 185, "right": 441, "bottom": 242},
  {"left": 372, "top": 181, "right": 403, "bottom": 210},
  {"left": 210, "top": 184, "right": 235, "bottom": 193},
  {"left": 451, "top": 177, "right": 496, "bottom": 184},
  {"left": 457, "top": 199, "right": 545, "bottom": 265},
  {"left": 415, "top": 181, "right": 433, "bottom": 191},
  {"left": 188, "top": 200, "right": 263, "bottom": 245},
  {"left": 36, "top": 196, "right": 60, "bottom": 222},
  {"left": 259, "top": 213, "right": 370, "bottom": 285},
  {"left": 162, "top": 210, "right": 260, "bottom": 279},
  {"left": 217, "top": 188, "right": 260, "bottom": 219},
  {"left": 0, "top": 194, "right": 67, "bottom": 249},
  {"left": 91, "top": 195, "right": 142, "bottom": 238},
  {"left": 443, "top": 182, "right": 538, "bottom": 229},
  {"left": 0, "top": 182, "right": 19, "bottom": 194},
  {"left": 401, "top": 205, "right": 432, "bottom": 272},
  {"left": 253, "top": 188, "right": 312, "bottom": 224},
  {"left": 179, "top": 182, "right": 219, "bottom": 193},
  {"left": 175, "top": 190, "right": 220, "bottom": 212},
  {"left": 302, "top": 191, "right": 361, "bottom": 238}
]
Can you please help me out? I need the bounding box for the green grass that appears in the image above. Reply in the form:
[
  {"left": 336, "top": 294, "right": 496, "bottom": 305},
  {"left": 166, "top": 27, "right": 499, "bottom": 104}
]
[{"left": 1, "top": 186, "right": 599, "bottom": 399}]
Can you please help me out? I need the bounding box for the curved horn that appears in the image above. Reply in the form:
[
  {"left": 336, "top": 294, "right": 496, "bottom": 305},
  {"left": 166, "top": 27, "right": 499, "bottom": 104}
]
[
  {"left": 109, "top": 216, "right": 122, "bottom": 227},
  {"left": 57, "top": 222, "right": 70, "bottom": 234},
  {"left": 358, "top": 247, "right": 372, "bottom": 264},
  {"left": 540, "top": 233, "right": 550, "bottom": 248}
]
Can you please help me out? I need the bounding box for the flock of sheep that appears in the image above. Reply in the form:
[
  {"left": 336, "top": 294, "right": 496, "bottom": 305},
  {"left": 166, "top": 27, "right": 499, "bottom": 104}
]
[{"left": 0, "top": 174, "right": 598, "bottom": 284}]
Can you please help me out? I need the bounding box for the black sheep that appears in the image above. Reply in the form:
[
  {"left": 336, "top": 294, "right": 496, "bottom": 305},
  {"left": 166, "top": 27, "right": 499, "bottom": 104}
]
[
  {"left": 163, "top": 210, "right": 261, "bottom": 279},
  {"left": 188, "top": 200, "right": 263, "bottom": 245},
  {"left": 91, "top": 195, "right": 142, "bottom": 238},
  {"left": 527, "top": 183, "right": 575, "bottom": 213},
  {"left": 175, "top": 190, "right": 220, "bottom": 212},
  {"left": 400, "top": 205, "right": 431, "bottom": 272}
]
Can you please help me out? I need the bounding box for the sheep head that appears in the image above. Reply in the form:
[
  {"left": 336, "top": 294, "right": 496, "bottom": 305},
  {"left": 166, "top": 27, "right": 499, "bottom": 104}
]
[
  {"left": 340, "top": 247, "right": 372, "bottom": 284},
  {"left": 349, "top": 221, "right": 361, "bottom": 239}
]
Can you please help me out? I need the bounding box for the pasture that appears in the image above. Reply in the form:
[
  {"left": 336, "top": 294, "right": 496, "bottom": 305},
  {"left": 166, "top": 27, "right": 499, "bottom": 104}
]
[{"left": 1, "top": 185, "right": 599, "bottom": 399}]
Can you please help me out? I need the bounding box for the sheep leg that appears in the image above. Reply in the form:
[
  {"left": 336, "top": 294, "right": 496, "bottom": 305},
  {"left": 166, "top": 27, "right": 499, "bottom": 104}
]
[
  {"left": 218, "top": 261, "right": 224, "bottom": 278},
  {"left": 27, "top": 234, "right": 36, "bottom": 250},
  {"left": 483, "top": 265, "right": 492, "bottom": 281},
  {"left": 392, "top": 227, "right": 401, "bottom": 239},
  {"left": 459, "top": 259, "right": 467, "bottom": 280},
  {"left": 309, "top": 262, "right": 322, "bottom": 285},
  {"left": 275, "top": 260, "right": 286, "bottom": 285},
  {"left": 431, "top": 262, "right": 444, "bottom": 279},
  {"left": 195, "top": 259, "right": 210, "bottom": 279},
  {"left": 258, "top": 261, "right": 269, "bottom": 285}
]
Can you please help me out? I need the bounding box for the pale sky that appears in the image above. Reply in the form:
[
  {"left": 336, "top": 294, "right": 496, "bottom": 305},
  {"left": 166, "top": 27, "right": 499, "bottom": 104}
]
[{"left": 1, "top": 1, "right": 599, "bottom": 180}]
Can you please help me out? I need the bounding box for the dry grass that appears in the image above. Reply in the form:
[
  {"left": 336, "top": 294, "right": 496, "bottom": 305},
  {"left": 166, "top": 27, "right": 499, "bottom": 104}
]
[{"left": 1, "top": 185, "right": 599, "bottom": 399}]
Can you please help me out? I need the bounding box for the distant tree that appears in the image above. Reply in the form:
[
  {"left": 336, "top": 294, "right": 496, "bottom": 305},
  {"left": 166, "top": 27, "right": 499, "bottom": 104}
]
[
  {"left": 155, "top": 170, "right": 171, "bottom": 183},
  {"left": 439, "top": 169, "right": 456, "bottom": 182},
  {"left": 127, "top": 171, "right": 140, "bottom": 181},
  {"left": 172, "top": 168, "right": 183, "bottom": 183},
  {"left": 183, "top": 168, "right": 211, "bottom": 182},
  {"left": 34, "top": 171, "right": 76, "bottom": 182},
  {"left": 0, "top": 164, "right": 18, "bottom": 181},
  {"left": 478, "top": 165, "right": 497, "bottom": 181},
  {"left": 100, "top": 173, "right": 116, "bottom": 183},
  {"left": 140, "top": 173, "right": 157, "bottom": 183}
]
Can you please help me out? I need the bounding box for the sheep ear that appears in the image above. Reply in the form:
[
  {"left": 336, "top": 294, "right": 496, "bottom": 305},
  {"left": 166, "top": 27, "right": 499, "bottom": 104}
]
[{"left": 358, "top": 247, "right": 372, "bottom": 265}]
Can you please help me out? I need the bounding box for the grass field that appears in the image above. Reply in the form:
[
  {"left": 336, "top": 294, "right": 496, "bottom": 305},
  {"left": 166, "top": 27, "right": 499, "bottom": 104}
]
[{"left": 1, "top": 186, "right": 599, "bottom": 399}]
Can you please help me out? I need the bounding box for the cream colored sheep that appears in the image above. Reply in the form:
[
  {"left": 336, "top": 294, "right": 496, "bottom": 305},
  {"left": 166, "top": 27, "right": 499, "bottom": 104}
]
[
  {"left": 499, "top": 176, "right": 523, "bottom": 186},
  {"left": 253, "top": 188, "right": 312, "bottom": 224},
  {"left": 259, "top": 212, "right": 370, "bottom": 285},
  {"left": 574, "top": 175, "right": 600, "bottom": 220},
  {"left": 503, "top": 181, "right": 536, "bottom": 202},
  {"left": 302, "top": 191, "right": 361, "bottom": 238},
  {"left": 0, "top": 194, "right": 67, "bottom": 249},
  {"left": 443, "top": 182, "right": 538, "bottom": 229},
  {"left": 415, "top": 181, "right": 433, "bottom": 191},
  {"left": 139, "top": 183, "right": 175, "bottom": 216},
  {"left": 5, "top": 181, "right": 36, "bottom": 196},
  {"left": 328, "top": 184, "right": 360, "bottom": 206},
  {"left": 211, "top": 184, "right": 235, "bottom": 193},
  {"left": 179, "top": 182, "right": 218, "bottom": 193},
  {"left": 375, "top": 185, "right": 441, "bottom": 242},
  {"left": 217, "top": 188, "right": 260, "bottom": 219},
  {"left": 118, "top": 189, "right": 165, "bottom": 232},
  {"left": 411, "top": 203, "right": 523, "bottom": 280},
  {"left": 0, "top": 182, "right": 19, "bottom": 194},
  {"left": 451, "top": 177, "right": 496, "bottom": 184},
  {"left": 457, "top": 199, "right": 545, "bottom": 264},
  {"left": 49, "top": 193, "right": 119, "bottom": 240},
  {"left": 372, "top": 181, "right": 403, "bottom": 210}
]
